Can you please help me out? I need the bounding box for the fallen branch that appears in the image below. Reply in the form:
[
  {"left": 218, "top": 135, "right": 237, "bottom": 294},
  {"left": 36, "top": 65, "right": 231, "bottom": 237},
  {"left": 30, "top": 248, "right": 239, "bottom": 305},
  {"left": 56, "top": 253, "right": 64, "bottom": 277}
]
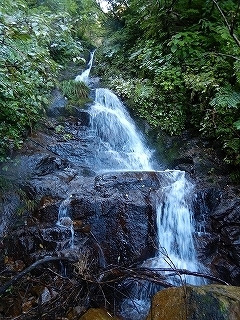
[
  {"left": 0, "top": 257, "right": 229, "bottom": 297},
  {"left": 91, "top": 265, "right": 229, "bottom": 287},
  {"left": 138, "top": 267, "right": 229, "bottom": 285},
  {"left": 0, "top": 256, "right": 75, "bottom": 296}
]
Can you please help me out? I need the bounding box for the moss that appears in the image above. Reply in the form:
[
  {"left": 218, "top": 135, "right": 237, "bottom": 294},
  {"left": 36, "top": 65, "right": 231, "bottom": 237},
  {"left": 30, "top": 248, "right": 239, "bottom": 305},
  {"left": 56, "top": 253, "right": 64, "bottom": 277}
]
[{"left": 146, "top": 285, "right": 240, "bottom": 320}]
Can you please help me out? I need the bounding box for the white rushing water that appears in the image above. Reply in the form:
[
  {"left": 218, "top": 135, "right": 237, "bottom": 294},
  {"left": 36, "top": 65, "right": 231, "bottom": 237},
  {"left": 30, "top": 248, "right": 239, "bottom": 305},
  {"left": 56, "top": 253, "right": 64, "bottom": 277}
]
[
  {"left": 146, "top": 170, "right": 203, "bottom": 285},
  {"left": 90, "top": 88, "right": 153, "bottom": 171},
  {"left": 75, "top": 50, "right": 95, "bottom": 84},
  {"left": 56, "top": 51, "right": 207, "bottom": 319}
]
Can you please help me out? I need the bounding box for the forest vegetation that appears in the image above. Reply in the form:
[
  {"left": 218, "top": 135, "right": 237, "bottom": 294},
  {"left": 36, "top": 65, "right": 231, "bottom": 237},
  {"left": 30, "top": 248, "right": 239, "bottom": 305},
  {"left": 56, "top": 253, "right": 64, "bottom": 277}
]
[
  {"left": 0, "top": 0, "right": 240, "bottom": 179},
  {"left": 0, "top": 0, "right": 104, "bottom": 160}
]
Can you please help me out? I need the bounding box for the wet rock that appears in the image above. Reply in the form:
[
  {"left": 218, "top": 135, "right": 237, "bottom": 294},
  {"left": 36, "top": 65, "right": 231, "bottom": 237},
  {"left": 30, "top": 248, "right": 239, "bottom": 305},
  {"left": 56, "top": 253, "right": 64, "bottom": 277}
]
[
  {"left": 197, "top": 233, "right": 220, "bottom": 259},
  {"left": 47, "top": 89, "right": 68, "bottom": 117},
  {"left": 35, "top": 155, "right": 68, "bottom": 175},
  {"left": 0, "top": 191, "right": 21, "bottom": 237},
  {"left": 70, "top": 171, "right": 169, "bottom": 266},
  {"left": 3, "top": 226, "right": 76, "bottom": 262},
  {"left": 73, "top": 110, "right": 91, "bottom": 126},
  {"left": 71, "top": 194, "right": 97, "bottom": 218},
  {"left": 36, "top": 198, "right": 60, "bottom": 223},
  {"left": 204, "top": 198, "right": 240, "bottom": 282},
  {"left": 202, "top": 187, "right": 223, "bottom": 212},
  {"left": 211, "top": 199, "right": 240, "bottom": 227},
  {"left": 73, "top": 219, "right": 83, "bottom": 230},
  {"left": 3, "top": 227, "right": 43, "bottom": 262},
  {"left": 13, "top": 171, "right": 170, "bottom": 267},
  {"left": 146, "top": 285, "right": 240, "bottom": 320},
  {"left": 211, "top": 255, "right": 240, "bottom": 285}
]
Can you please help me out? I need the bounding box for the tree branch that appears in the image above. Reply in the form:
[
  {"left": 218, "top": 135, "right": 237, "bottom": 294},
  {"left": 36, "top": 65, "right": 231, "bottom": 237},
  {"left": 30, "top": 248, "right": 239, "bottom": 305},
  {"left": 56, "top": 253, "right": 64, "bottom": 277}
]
[
  {"left": 0, "top": 258, "right": 229, "bottom": 297},
  {"left": 0, "top": 256, "right": 75, "bottom": 296},
  {"left": 212, "top": 0, "right": 240, "bottom": 47},
  {"left": 95, "top": 265, "right": 229, "bottom": 286}
]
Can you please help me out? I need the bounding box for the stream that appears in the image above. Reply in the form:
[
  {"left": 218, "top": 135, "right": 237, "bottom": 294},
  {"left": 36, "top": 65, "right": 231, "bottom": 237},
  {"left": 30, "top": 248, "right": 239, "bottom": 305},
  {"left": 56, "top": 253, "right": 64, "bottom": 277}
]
[{"left": 67, "top": 51, "right": 206, "bottom": 318}]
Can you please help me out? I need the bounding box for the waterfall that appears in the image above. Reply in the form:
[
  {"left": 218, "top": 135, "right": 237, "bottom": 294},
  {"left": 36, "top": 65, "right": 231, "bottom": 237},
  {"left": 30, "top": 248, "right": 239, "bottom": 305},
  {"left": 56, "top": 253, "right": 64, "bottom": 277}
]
[
  {"left": 89, "top": 88, "right": 153, "bottom": 171},
  {"left": 75, "top": 50, "right": 95, "bottom": 84},
  {"left": 148, "top": 170, "right": 203, "bottom": 285},
  {"left": 72, "top": 51, "right": 204, "bottom": 278},
  {"left": 60, "top": 52, "right": 205, "bottom": 314}
]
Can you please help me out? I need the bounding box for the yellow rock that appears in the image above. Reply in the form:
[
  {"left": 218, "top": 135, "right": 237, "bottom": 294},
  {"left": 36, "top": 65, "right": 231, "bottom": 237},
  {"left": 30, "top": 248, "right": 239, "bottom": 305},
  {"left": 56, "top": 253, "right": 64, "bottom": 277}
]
[
  {"left": 146, "top": 285, "right": 240, "bottom": 320},
  {"left": 79, "top": 308, "right": 120, "bottom": 320}
]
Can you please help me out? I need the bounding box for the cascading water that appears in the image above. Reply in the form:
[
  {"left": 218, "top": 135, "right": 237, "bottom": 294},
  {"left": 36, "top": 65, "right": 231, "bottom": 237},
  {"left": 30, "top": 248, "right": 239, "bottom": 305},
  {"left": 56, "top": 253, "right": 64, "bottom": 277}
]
[
  {"left": 89, "top": 88, "right": 153, "bottom": 171},
  {"left": 148, "top": 170, "right": 204, "bottom": 285},
  {"left": 75, "top": 50, "right": 95, "bottom": 84},
  {"left": 57, "top": 196, "right": 74, "bottom": 248},
  {"left": 120, "top": 170, "right": 205, "bottom": 320},
  {"left": 60, "top": 51, "right": 206, "bottom": 318}
]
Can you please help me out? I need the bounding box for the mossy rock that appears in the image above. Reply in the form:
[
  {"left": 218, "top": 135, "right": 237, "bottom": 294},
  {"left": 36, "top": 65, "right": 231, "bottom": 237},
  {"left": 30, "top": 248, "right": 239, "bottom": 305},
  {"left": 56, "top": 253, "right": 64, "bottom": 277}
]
[{"left": 146, "top": 285, "right": 240, "bottom": 320}]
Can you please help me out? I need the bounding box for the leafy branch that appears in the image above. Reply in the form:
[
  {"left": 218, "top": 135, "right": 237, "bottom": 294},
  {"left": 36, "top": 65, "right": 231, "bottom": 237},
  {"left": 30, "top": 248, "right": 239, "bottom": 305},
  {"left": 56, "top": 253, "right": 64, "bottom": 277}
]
[{"left": 212, "top": 0, "right": 240, "bottom": 47}]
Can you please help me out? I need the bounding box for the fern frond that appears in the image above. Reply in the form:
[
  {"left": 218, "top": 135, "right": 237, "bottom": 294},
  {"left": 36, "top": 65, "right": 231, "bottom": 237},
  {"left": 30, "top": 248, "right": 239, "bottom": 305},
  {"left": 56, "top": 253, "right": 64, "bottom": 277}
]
[{"left": 210, "top": 87, "right": 240, "bottom": 109}]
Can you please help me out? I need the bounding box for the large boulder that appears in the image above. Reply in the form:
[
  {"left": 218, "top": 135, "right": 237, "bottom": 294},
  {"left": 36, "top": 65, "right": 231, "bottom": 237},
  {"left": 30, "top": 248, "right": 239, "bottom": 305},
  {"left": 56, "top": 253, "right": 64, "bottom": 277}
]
[
  {"left": 4, "top": 171, "right": 174, "bottom": 267},
  {"left": 146, "top": 285, "right": 240, "bottom": 320},
  {"left": 70, "top": 171, "right": 162, "bottom": 265}
]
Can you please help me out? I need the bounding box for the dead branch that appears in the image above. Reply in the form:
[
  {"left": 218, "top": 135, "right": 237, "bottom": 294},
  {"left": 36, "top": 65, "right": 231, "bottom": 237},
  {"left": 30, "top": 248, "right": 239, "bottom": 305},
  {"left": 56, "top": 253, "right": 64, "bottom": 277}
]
[
  {"left": 88, "top": 265, "right": 229, "bottom": 287},
  {"left": 207, "top": 51, "right": 240, "bottom": 61},
  {"left": 0, "top": 255, "right": 229, "bottom": 298},
  {"left": 137, "top": 267, "right": 229, "bottom": 285},
  {"left": 0, "top": 256, "right": 75, "bottom": 296}
]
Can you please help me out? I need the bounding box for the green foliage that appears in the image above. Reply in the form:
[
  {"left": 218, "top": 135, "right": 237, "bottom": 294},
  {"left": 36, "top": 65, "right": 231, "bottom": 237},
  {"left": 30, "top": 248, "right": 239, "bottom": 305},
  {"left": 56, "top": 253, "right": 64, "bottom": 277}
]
[
  {"left": 0, "top": 3, "right": 59, "bottom": 159},
  {"left": 16, "top": 188, "right": 37, "bottom": 216},
  {"left": 60, "top": 80, "right": 90, "bottom": 99},
  {"left": 0, "top": 175, "right": 37, "bottom": 217},
  {"left": 98, "top": 0, "right": 240, "bottom": 171},
  {"left": 199, "top": 87, "right": 240, "bottom": 165},
  {"left": 0, "top": 0, "right": 104, "bottom": 160},
  {"left": 233, "top": 120, "right": 240, "bottom": 130}
]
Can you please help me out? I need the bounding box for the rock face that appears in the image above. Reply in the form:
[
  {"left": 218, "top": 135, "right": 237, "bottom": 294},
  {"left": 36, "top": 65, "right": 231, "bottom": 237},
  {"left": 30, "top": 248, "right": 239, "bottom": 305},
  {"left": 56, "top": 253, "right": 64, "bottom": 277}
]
[
  {"left": 3, "top": 168, "right": 175, "bottom": 267},
  {"left": 71, "top": 171, "right": 161, "bottom": 266},
  {"left": 146, "top": 285, "right": 240, "bottom": 320},
  {"left": 1, "top": 112, "right": 240, "bottom": 284},
  {"left": 208, "top": 198, "right": 240, "bottom": 285}
]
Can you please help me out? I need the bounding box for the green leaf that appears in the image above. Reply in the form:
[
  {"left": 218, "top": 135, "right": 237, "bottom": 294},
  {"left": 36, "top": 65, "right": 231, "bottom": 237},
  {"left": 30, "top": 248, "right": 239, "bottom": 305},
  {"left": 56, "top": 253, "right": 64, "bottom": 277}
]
[{"left": 233, "top": 120, "right": 240, "bottom": 130}]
